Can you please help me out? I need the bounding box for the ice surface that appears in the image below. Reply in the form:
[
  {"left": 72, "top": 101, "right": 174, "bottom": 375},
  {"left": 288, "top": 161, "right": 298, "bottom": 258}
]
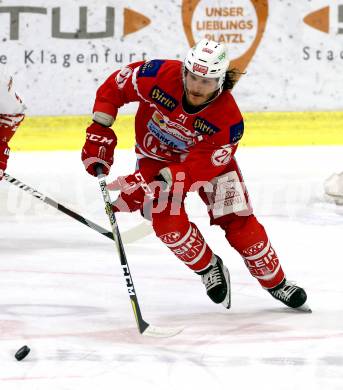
[{"left": 0, "top": 146, "right": 342, "bottom": 390}]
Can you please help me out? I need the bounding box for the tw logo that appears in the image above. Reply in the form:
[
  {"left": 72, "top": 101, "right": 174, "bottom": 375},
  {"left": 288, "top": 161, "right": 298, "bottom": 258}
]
[{"left": 0, "top": 6, "right": 150, "bottom": 40}]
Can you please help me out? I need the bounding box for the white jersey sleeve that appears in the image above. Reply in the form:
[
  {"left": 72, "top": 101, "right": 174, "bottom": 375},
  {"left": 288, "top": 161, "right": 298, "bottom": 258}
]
[
  {"left": 0, "top": 68, "right": 26, "bottom": 114},
  {"left": 0, "top": 68, "right": 26, "bottom": 142}
]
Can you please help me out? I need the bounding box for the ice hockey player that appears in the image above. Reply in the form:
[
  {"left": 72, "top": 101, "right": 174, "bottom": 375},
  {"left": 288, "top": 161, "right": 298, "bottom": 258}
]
[
  {"left": 0, "top": 69, "right": 26, "bottom": 180},
  {"left": 82, "top": 39, "right": 309, "bottom": 311}
]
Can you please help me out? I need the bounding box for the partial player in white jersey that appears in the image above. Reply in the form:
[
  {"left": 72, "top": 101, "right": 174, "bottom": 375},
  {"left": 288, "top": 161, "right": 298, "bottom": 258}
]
[
  {"left": 0, "top": 68, "right": 26, "bottom": 179},
  {"left": 324, "top": 172, "right": 343, "bottom": 205}
]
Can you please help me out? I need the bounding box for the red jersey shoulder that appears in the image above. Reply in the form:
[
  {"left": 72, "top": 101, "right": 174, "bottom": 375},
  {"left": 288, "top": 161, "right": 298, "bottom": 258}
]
[
  {"left": 218, "top": 92, "right": 244, "bottom": 144},
  {"left": 194, "top": 92, "right": 244, "bottom": 146},
  {"left": 136, "top": 59, "right": 181, "bottom": 78},
  {"left": 134, "top": 60, "right": 183, "bottom": 111}
]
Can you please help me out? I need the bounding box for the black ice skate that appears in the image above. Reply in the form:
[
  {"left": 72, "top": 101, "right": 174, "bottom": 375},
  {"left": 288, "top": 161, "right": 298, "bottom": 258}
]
[
  {"left": 197, "top": 255, "right": 231, "bottom": 309},
  {"left": 268, "top": 279, "right": 311, "bottom": 312}
]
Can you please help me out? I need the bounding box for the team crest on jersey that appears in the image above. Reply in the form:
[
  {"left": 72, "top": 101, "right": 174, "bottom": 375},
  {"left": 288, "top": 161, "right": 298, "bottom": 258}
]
[
  {"left": 230, "top": 120, "right": 244, "bottom": 143},
  {"left": 138, "top": 60, "right": 165, "bottom": 78},
  {"left": 193, "top": 117, "right": 219, "bottom": 135},
  {"left": 150, "top": 86, "right": 178, "bottom": 112}
]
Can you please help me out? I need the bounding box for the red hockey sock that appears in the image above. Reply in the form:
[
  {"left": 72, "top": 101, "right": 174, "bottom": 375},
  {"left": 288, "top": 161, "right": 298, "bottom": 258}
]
[
  {"left": 224, "top": 215, "right": 285, "bottom": 289},
  {"left": 152, "top": 209, "right": 213, "bottom": 272}
]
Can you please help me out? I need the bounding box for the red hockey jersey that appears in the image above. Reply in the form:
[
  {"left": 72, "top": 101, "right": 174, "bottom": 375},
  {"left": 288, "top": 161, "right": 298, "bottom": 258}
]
[{"left": 93, "top": 59, "right": 244, "bottom": 185}]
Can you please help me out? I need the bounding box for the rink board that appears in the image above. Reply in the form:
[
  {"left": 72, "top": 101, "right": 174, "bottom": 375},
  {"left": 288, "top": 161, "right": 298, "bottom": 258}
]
[{"left": 10, "top": 111, "right": 343, "bottom": 152}]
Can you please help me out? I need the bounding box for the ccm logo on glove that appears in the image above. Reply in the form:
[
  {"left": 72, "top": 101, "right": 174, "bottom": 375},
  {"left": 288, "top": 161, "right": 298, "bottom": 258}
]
[
  {"left": 82, "top": 121, "right": 117, "bottom": 176},
  {"left": 86, "top": 133, "right": 115, "bottom": 145}
]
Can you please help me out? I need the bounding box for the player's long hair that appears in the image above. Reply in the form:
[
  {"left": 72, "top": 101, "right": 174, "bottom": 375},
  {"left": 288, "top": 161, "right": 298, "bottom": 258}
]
[{"left": 222, "top": 68, "right": 245, "bottom": 91}]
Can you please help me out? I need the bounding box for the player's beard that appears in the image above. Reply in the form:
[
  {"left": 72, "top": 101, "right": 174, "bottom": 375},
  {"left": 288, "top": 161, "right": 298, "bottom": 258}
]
[{"left": 185, "top": 88, "right": 218, "bottom": 107}]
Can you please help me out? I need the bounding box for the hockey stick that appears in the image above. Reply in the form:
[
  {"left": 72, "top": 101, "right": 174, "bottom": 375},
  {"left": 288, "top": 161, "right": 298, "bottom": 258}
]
[
  {"left": 95, "top": 165, "right": 183, "bottom": 338},
  {"left": 3, "top": 172, "right": 152, "bottom": 244}
]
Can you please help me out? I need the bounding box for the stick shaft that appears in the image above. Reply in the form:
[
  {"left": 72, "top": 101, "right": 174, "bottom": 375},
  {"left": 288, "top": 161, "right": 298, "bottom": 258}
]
[
  {"left": 3, "top": 173, "right": 114, "bottom": 240},
  {"left": 96, "top": 167, "right": 149, "bottom": 334}
]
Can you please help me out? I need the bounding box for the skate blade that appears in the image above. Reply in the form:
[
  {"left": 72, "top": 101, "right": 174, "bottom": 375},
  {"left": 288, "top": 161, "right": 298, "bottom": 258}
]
[
  {"left": 295, "top": 303, "right": 312, "bottom": 313},
  {"left": 221, "top": 267, "right": 231, "bottom": 309}
]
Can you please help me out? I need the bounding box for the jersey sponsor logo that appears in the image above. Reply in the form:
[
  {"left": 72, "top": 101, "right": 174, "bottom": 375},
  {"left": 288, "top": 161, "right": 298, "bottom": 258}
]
[
  {"left": 115, "top": 66, "right": 133, "bottom": 89},
  {"left": 163, "top": 115, "right": 193, "bottom": 136},
  {"left": 149, "top": 86, "right": 178, "bottom": 111},
  {"left": 211, "top": 146, "right": 232, "bottom": 166},
  {"left": 138, "top": 60, "right": 165, "bottom": 77},
  {"left": 193, "top": 117, "right": 219, "bottom": 135},
  {"left": 147, "top": 120, "right": 187, "bottom": 150},
  {"left": 193, "top": 63, "right": 208, "bottom": 74},
  {"left": 242, "top": 241, "right": 265, "bottom": 257},
  {"left": 139, "top": 134, "right": 178, "bottom": 162},
  {"left": 152, "top": 110, "right": 167, "bottom": 130},
  {"left": 152, "top": 111, "right": 193, "bottom": 143},
  {"left": 230, "top": 120, "right": 244, "bottom": 143}
]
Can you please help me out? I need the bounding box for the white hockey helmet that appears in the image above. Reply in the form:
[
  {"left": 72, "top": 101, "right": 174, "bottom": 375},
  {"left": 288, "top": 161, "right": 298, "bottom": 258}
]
[{"left": 184, "top": 39, "right": 230, "bottom": 90}]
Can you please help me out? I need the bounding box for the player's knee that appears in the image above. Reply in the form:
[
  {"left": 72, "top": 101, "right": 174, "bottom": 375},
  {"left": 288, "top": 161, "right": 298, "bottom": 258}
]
[
  {"left": 220, "top": 214, "right": 266, "bottom": 246},
  {"left": 151, "top": 206, "right": 188, "bottom": 236}
]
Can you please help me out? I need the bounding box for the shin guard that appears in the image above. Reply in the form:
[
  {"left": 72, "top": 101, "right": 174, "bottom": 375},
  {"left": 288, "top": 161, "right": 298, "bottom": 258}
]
[
  {"left": 153, "top": 213, "right": 213, "bottom": 272},
  {"left": 224, "top": 215, "right": 285, "bottom": 289}
]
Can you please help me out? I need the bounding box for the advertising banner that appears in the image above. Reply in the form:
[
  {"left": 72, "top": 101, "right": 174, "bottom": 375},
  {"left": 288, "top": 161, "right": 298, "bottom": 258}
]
[{"left": 0, "top": 0, "right": 342, "bottom": 115}]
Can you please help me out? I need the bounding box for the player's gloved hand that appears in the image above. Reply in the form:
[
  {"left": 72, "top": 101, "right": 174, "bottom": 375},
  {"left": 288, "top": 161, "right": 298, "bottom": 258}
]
[
  {"left": 0, "top": 141, "right": 10, "bottom": 180},
  {"left": 108, "top": 164, "right": 193, "bottom": 213},
  {"left": 108, "top": 170, "right": 156, "bottom": 213},
  {"left": 0, "top": 113, "right": 25, "bottom": 129},
  {"left": 0, "top": 113, "right": 25, "bottom": 142},
  {"left": 156, "top": 166, "right": 192, "bottom": 193},
  {"left": 109, "top": 166, "right": 194, "bottom": 213},
  {"left": 81, "top": 122, "right": 117, "bottom": 177}
]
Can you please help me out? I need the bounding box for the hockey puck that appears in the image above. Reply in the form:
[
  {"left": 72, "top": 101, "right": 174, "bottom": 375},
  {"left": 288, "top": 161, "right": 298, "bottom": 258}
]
[{"left": 15, "top": 345, "right": 30, "bottom": 361}]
